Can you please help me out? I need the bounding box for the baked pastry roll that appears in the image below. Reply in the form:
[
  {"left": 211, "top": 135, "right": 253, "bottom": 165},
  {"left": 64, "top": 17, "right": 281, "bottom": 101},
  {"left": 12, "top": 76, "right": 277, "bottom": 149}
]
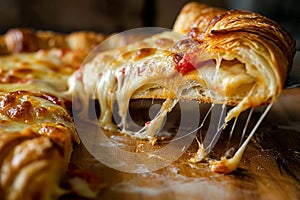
[
  {"left": 0, "top": 29, "right": 104, "bottom": 199},
  {"left": 75, "top": 2, "right": 295, "bottom": 173}
]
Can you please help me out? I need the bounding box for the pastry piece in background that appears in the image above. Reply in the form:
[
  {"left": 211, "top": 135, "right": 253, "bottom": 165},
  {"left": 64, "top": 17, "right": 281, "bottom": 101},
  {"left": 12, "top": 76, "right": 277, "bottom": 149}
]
[
  {"left": 0, "top": 29, "right": 104, "bottom": 199},
  {"left": 0, "top": 28, "right": 105, "bottom": 55}
]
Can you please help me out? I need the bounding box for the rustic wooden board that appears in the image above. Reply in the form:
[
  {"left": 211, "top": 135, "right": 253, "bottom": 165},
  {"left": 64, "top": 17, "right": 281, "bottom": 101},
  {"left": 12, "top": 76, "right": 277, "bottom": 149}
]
[{"left": 65, "top": 52, "right": 300, "bottom": 200}]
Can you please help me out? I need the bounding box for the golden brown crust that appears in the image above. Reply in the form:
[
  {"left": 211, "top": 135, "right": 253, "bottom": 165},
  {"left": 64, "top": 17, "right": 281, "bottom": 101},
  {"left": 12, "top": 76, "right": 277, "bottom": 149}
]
[
  {"left": 173, "top": 2, "right": 225, "bottom": 36},
  {"left": 203, "top": 10, "right": 295, "bottom": 72},
  {"left": 0, "top": 28, "right": 106, "bottom": 55},
  {"left": 0, "top": 131, "right": 67, "bottom": 200}
]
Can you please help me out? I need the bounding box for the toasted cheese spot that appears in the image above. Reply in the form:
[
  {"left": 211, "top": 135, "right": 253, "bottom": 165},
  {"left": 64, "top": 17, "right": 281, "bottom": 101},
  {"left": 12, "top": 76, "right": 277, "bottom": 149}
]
[
  {"left": 133, "top": 48, "right": 156, "bottom": 61},
  {"left": 11, "top": 67, "right": 34, "bottom": 75},
  {"left": 4, "top": 99, "right": 34, "bottom": 123},
  {"left": 0, "top": 91, "right": 71, "bottom": 124},
  {"left": 33, "top": 107, "right": 48, "bottom": 119}
]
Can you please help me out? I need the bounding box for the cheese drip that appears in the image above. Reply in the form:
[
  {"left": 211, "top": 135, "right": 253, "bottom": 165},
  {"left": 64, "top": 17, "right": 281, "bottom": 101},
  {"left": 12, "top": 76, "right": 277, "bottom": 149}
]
[
  {"left": 95, "top": 48, "right": 195, "bottom": 138},
  {"left": 133, "top": 98, "right": 178, "bottom": 139}
]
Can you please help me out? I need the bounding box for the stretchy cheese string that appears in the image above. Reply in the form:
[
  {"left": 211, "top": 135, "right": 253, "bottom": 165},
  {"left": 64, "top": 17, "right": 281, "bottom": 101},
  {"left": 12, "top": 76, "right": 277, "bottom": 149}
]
[
  {"left": 227, "top": 116, "right": 238, "bottom": 149},
  {"left": 239, "top": 107, "right": 254, "bottom": 146},
  {"left": 158, "top": 102, "right": 215, "bottom": 144},
  {"left": 203, "top": 103, "right": 227, "bottom": 153},
  {"left": 210, "top": 103, "right": 273, "bottom": 173}
]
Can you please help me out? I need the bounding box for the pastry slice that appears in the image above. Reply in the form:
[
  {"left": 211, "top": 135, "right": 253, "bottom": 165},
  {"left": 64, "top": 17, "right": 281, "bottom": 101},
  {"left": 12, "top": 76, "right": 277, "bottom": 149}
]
[{"left": 72, "top": 3, "right": 295, "bottom": 173}]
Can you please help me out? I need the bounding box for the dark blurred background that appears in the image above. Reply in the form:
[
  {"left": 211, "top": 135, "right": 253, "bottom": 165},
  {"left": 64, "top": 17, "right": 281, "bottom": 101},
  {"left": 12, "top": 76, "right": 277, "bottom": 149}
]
[{"left": 0, "top": 0, "right": 299, "bottom": 49}]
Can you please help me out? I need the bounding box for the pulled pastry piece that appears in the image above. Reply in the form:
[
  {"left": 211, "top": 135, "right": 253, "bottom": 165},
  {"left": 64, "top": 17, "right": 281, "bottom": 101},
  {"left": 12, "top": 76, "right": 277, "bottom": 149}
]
[
  {"left": 75, "top": 2, "right": 295, "bottom": 173},
  {"left": 0, "top": 29, "right": 104, "bottom": 199}
]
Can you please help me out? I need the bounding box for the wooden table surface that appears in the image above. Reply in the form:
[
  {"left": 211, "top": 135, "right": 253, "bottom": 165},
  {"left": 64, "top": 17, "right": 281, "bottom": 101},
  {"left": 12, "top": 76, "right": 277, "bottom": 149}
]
[{"left": 67, "top": 52, "right": 300, "bottom": 200}]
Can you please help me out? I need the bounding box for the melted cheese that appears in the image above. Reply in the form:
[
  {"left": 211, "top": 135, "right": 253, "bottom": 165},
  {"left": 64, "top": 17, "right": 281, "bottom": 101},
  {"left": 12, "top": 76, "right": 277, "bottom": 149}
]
[
  {"left": 77, "top": 32, "right": 186, "bottom": 133},
  {"left": 209, "top": 103, "right": 273, "bottom": 173},
  {"left": 0, "top": 48, "right": 85, "bottom": 98},
  {"left": 78, "top": 31, "right": 259, "bottom": 137},
  {"left": 0, "top": 90, "right": 79, "bottom": 142}
]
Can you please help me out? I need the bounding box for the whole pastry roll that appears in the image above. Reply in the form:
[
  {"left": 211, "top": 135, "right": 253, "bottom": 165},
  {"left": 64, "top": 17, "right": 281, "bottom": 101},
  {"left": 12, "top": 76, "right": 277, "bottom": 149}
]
[{"left": 0, "top": 32, "right": 103, "bottom": 199}]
